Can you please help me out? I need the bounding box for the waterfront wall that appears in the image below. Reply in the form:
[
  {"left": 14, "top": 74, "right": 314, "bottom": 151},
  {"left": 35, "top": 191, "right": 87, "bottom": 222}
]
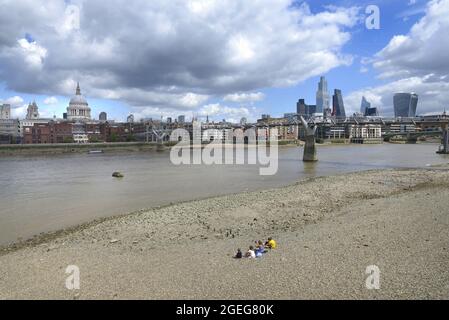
[{"left": 0, "top": 142, "right": 161, "bottom": 156}]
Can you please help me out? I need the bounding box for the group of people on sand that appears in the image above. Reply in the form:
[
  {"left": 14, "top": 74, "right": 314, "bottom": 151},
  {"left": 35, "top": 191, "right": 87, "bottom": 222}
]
[{"left": 234, "top": 237, "right": 277, "bottom": 259}]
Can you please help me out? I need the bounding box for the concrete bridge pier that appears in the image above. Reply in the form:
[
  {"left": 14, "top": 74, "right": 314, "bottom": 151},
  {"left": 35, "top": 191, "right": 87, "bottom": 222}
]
[
  {"left": 300, "top": 116, "right": 318, "bottom": 162},
  {"left": 303, "top": 135, "right": 318, "bottom": 161},
  {"left": 406, "top": 133, "right": 418, "bottom": 144},
  {"left": 438, "top": 127, "right": 449, "bottom": 154}
]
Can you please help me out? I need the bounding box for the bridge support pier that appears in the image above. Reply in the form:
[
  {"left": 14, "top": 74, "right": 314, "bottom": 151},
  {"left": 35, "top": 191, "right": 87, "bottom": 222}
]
[
  {"left": 406, "top": 134, "right": 418, "bottom": 144},
  {"left": 303, "top": 135, "right": 318, "bottom": 161},
  {"left": 438, "top": 127, "right": 449, "bottom": 154},
  {"left": 300, "top": 116, "right": 318, "bottom": 162}
]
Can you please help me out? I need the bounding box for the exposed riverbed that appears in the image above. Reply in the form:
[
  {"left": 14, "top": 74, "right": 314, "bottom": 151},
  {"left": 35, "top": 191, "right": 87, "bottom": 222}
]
[{"left": 1, "top": 167, "right": 448, "bottom": 299}]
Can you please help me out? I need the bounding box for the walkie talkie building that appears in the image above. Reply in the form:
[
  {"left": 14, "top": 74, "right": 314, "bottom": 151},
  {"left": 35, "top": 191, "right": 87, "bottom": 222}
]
[{"left": 394, "top": 93, "right": 418, "bottom": 118}]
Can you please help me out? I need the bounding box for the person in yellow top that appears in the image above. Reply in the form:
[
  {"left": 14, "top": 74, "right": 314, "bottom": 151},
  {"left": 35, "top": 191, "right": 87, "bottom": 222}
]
[{"left": 265, "top": 237, "right": 277, "bottom": 249}]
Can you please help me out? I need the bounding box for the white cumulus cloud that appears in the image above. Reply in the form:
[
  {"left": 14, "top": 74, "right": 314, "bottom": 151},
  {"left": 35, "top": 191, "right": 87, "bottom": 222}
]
[
  {"left": 43, "top": 96, "right": 59, "bottom": 105},
  {"left": 0, "top": 0, "right": 360, "bottom": 113},
  {"left": 223, "top": 92, "right": 265, "bottom": 103}
]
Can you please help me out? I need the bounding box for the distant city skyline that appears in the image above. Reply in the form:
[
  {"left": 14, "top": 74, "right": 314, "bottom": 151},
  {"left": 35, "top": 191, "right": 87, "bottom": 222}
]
[
  {"left": 1, "top": 0, "right": 449, "bottom": 122},
  {"left": 0, "top": 82, "right": 431, "bottom": 123}
]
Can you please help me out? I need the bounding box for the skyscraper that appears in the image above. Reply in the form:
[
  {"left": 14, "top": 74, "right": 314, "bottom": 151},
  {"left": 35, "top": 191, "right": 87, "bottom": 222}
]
[
  {"left": 297, "top": 99, "right": 316, "bottom": 116},
  {"left": 365, "top": 107, "right": 379, "bottom": 117},
  {"left": 99, "top": 112, "right": 107, "bottom": 122},
  {"left": 360, "top": 96, "right": 371, "bottom": 114},
  {"left": 316, "top": 76, "right": 330, "bottom": 114},
  {"left": 297, "top": 99, "right": 307, "bottom": 116},
  {"left": 332, "top": 89, "right": 346, "bottom": 118},
  {"left": 394, "top": 93, "right": 418, "bottom": 118}
]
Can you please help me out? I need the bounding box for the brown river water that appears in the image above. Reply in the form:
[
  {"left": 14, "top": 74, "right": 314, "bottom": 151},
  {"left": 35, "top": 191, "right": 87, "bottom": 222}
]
[{"left": 0, "top": 143, "right": 448, "bottom": 245}]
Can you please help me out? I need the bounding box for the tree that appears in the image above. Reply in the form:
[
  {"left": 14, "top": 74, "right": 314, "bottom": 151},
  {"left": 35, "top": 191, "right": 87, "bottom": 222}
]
[
  {"left": 89, "top": 136, "right": 99, "bottom": 143},
  {"left": 126, "top": 133, "right": 136, "bottom": 142},
  {"left": 63, "top": 136, "right": 74, "bottom": 144},
  {"left": 109, "top": 133, "right": 118, "bottom": 142}
]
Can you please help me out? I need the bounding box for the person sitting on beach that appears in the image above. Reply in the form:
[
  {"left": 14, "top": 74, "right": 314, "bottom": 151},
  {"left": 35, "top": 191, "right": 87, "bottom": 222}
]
[
  {"left": 234, "top": 248, "right": 243, "bottom": 259},
  {"left": 265, "top": 237, "right": 277, "bottom": 249},
  {"left": 255, "top": 240, "right": 266, "bottom": 257},
  {"left": 245, "top": 246, "right": 256, "bottom": 259}
]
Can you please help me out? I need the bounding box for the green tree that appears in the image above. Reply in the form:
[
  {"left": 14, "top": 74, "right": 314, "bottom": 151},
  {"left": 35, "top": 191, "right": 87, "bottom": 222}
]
[
  {"left": 89, "top": 136, "right": 99, "bottom": 143},
  {"left": 63, "top": 136, "right": 74, "bottom": 144},
  {"left": 109, "top": 133, "right": 118, "bottom": 142},
  {"left": 126, "top": 134, "right": 136, "bottom": 142}
]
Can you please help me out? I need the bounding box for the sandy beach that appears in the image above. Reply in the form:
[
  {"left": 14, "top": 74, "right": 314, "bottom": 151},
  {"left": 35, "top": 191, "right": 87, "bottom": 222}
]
[{"left": 1, "top": 167, "right": 449, "bottom": 300}]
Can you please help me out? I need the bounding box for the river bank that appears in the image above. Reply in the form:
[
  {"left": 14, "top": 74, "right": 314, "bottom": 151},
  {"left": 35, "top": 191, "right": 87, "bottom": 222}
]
[
  {"left": 1, "top": 167, "right": 449, "bottom": 299},
  {"left": 0, "top": 141, "right": 301, "bottom": 157},
  {"left": 0, "top": 142, "right": 163, "bottom": 156}
]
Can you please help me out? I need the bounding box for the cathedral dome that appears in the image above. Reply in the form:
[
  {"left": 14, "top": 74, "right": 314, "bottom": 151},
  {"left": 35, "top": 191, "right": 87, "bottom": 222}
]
[
  {"left": 69, "top": 82, "right": 89, "bottom": 106},
  {"left": 67, "top": 82, "right": 91, "bottom": 121},
  {"left": 70, "top": 94, "right": 88, "bottom": 106}
]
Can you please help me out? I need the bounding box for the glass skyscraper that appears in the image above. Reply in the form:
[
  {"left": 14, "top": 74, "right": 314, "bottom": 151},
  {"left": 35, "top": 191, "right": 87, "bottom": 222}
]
[
  {"left": 296, "top": 99, "right": 316, "bottom": 116},
  {"left": 332, "top": 89, "right": 346, "bottom": 118},
  {"left": 394, "top": 93, "right": 418, "bottom": 118},
  {"left": 360, "top": 96, "right": 371, "bottom": 114},
  {"left": 316, "top": 76, "right": 330, "bottom": 114}
]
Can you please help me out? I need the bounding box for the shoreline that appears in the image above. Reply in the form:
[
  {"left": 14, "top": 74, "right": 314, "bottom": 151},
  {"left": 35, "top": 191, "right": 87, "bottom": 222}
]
[
  {"left": 0, "top": 169, "right": 369, "bottom": 254},
  {"left": 1, "top": 167, "right": 449, "bottom": 299},
  {"left": 0, "top": 141, "right": 296, "bottom": 157},
  {"left": 1, "top": 165, "right": 448, "bottom": 254},
  {"left": 0, "top": 142, "right": 160, "bottom": 156},
  {"left": 0, "top": 140, "right": 442, "bottom": 157}
]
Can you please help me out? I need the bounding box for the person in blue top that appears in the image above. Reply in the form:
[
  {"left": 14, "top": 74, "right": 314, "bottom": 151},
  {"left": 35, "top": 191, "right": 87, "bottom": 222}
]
[{"left": 255, "top": 240, "right": 265, "bottom": 258}]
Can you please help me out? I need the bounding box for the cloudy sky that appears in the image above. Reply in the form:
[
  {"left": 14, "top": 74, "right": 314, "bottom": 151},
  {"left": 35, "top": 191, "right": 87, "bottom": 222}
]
[{"left": 0, "top": 0, "right": 448, "bottom": 122}]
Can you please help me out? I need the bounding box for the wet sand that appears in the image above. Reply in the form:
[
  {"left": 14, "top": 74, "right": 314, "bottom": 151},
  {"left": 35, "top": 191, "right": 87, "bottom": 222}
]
[{"left": 1, "top": 168, "right": 449, "bottom": 299}]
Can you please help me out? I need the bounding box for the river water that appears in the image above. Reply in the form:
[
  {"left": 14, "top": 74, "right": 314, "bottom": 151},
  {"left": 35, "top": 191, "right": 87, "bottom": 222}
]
[{"left": 0, "top": 143, "right": 447, "bottom": 245}]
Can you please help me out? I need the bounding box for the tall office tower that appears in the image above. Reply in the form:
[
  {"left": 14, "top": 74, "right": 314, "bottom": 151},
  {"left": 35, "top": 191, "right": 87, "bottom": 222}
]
[
  {"left": 127, "top": 114, "right": 135, "bottom": 123},
  {"left": 360, "top": 96, "right": 371, "bottom": 114},
  {"left": 394, "top": 93, "right": 418, "bottom": 118},
  {"left": 297, "top": 99, "right": 307, "bottom": 116},
  {"left": 26, "top": 101, "right": 40, "bottom": 120},
  {"left": 365, "top": 107, "right": 379, "bottom": 117},
  {"left": 0, "top": 104, "right": 11, "bottom": 119},
  {"left": 332, "top": 89, "right": 346, "bottom": 118},
  {"left": 316, "top": 76, "right": 330, "bottom": 114},
  {"left": 99, "top": 112, "right": 107, "bottom": 122},
  {"left": 178, "top": 115, "right": 186, "bottom": 123},
  {"left": 297, "top": 99, "right": 317, "bottom": 116}
]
